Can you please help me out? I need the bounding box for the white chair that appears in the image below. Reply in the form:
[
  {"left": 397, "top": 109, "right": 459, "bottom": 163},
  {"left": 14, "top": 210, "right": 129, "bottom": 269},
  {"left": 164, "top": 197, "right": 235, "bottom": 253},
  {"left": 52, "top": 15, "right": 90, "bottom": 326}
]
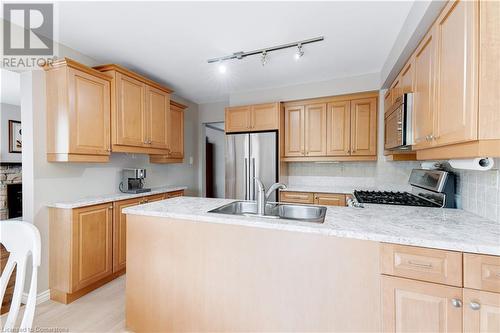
[{"left": 0, "top": 221, "right": 41, "bottom": 331}]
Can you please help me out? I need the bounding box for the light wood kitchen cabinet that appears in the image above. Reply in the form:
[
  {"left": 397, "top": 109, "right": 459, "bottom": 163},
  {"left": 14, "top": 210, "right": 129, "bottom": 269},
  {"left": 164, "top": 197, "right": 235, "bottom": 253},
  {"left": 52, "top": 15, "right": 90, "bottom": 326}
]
[
  {"left": 433, "top": 0, "right": 478, "bottom": 148},
  {"left": 73, "top": 204, "right": 114, "bottom": 291},
  {"left": 45, "top": 58, "right": 111, "bottom": 162},
  {"left": 400, "top": 57, "right": 415, "bottom": 95},
  {"left": 326, "top": 101, "right": 351, "bottom": 156},
  {"left": 279, "top": 191, "right": 314, "bottom": 204},
  {"left": 113, "top": 197, "right": 142, "bottom": 273},
  {"left": 389, "top": 76, "right": 402, "bottom": 103},
  {"left": 314, "top": 193, "right": 345, "bottom": 206},
  {"left": 350, "top": 98, "right": 377, "bottom": 156},
  {"left": 381, "top": 275, "right": 463, "bottom": 333},
  {"left": 166, "top": 190, "right": 185, "bottom": 198},
  {"left": 282, "top": 92, "right": 378, "bottom": 161},
  {"left": 149, "top": 100, "right": 186, "bottom": 163},
  {"left": 412, "top": 27, "right": 437, "bottom": 150},
  {"left": 304, "top": 103, "right": 327, "bottom": 156},
  {"left": 146, "top": 85, "right": 170, "bottom": 149},
  {"left": 225, "top": 102, "right": 279, "bottom": 133},
  {"left": 384, "top": 90, "right": 393, "bottom": 115},
  {"left": 463, "top": 288, "right": 500, "bottom": 333},
  {"left": 94, "top": 64, "right": 173, "bottom": 155},
  {"left": 464, "top": 253, "right": 500, "bottom": 293},
  {"left": 284, "top": 105, "right": 305, "bottom": 157}
]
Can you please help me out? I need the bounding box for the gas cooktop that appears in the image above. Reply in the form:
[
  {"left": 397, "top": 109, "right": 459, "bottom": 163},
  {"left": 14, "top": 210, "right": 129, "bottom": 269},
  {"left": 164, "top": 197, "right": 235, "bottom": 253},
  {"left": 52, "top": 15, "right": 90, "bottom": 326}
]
[{"left": 353, "top": 190, "right": 441, "bottom": 208}]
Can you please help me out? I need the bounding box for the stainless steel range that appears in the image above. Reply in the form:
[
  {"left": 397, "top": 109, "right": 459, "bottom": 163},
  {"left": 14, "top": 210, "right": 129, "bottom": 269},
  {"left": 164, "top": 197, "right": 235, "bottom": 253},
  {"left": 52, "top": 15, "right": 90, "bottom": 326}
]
[{"left": 353, "top": 169, "right": 456, "bottom": 208}]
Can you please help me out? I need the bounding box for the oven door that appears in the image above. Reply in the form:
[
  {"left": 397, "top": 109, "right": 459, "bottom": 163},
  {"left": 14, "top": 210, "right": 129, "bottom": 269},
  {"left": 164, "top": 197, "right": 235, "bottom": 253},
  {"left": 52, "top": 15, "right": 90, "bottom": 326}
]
[{"left": 384, "top": 106, "right": 404, "bottom": 150}]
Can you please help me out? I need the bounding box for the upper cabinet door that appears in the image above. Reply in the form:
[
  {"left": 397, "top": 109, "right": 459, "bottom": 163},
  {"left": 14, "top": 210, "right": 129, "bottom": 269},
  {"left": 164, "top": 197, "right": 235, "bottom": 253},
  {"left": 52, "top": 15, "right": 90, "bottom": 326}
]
[
  {"left": 284, "top": 105, "right": 305, "bottom": 157},
  {"left": 145, "top": 85, "right": 169, "bottom": 149},
  {"left": 390, "top": 76, "right": 402, "bottom": 102},
  {"left": 115, "top": 73, "right": 146, "bottom": 146},
  {"left": 350, "top": 98, "right": 377, "bottom": 156},
  {"left": 225, "top": 106, "right": 251, "bottom": 133},
  {"left": 250, "top": 103, "right": 279, "bottom": 131},
  {"left": 304, "top": 103, "right": 327, "bottom": 156},
  {"left": 382, "top": 276, "right": 463, "bottom": 333},
  {"left": 168, "top": 105, "right": 184, "bottom": 159},
  {"left": 384, "top": 89, "right": 392, "bottom": 115},
  {"left": 326, "top": 101, "right": 351, "bottom": 156},
  {"left": 68, "top": 68, "right": 110, "bottom": 156},
  {"left": 413, "top": 28, "right": 437, "bottom": 149},
  {"left": 400, "top": 57, "right": 415, "bottom": 94},
  {"left": 434, "top": 0, "right": 478, "bottom": 147}
]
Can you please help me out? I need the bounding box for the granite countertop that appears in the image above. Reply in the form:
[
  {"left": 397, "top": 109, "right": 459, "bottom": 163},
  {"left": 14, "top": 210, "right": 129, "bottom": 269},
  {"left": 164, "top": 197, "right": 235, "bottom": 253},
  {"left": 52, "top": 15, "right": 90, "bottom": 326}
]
[
  {"left": 47, "top": 185, "right": 188, "bottom": 209},
  {"left": 123, "top": 196, "right": 500, "bottom": 256}
]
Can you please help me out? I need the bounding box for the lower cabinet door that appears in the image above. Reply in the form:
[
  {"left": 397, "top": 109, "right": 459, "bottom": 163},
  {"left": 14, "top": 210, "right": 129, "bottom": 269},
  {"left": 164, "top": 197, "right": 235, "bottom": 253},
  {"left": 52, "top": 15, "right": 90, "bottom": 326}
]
[
  {"left": 463, "top": 288, "right": 500, "bottom": 333},
  {"left": 382, "top": 275, "right": 463, "bottom": 332},
  {"left": 113, "top": 197, "right": 143, "bottom": 273},
  {"left": 72, "top": 203, "right": 113, "bottom": 290}
]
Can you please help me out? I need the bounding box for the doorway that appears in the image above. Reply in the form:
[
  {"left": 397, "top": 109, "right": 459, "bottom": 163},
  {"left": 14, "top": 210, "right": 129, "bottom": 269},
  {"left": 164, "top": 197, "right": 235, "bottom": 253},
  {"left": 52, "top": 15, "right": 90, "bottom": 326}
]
[{"left": 204, "top": 122, "right": 225, "bottom": 198}]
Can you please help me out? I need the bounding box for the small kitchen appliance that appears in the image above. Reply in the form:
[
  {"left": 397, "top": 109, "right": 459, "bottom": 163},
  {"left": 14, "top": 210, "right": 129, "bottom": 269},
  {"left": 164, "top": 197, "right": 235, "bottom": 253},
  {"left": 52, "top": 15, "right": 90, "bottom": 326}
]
[
  {"left": 120, "top": 168, "right": 151, "bottom": 194},
  {"left": 353, "top": 169, "right": 456, "bottom": 208}
]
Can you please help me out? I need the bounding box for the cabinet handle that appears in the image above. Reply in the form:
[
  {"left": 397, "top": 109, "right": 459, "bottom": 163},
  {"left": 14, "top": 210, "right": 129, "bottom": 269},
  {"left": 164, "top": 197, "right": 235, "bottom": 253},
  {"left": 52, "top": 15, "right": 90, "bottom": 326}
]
[
  {"left": 451, "top": 298, "right": 462, "bottom": 308},
  {"left": 108, "top": 206, "right": 113, "bottom": 210},
  {"left": 407, "top": 260, "right": 433, "bottom": 269},
  {"left": 107, "top": 148, "right": 112, "bottom": 152},
  {"left": 469, "top": 302, "right": 481, "bottom": 310}
]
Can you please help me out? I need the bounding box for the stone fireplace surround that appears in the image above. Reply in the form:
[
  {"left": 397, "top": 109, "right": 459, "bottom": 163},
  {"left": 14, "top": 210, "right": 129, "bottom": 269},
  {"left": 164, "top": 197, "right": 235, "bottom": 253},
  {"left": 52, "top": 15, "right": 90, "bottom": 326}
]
[{"left": 0, "top": 164, "right": 22, "bottom": 220}]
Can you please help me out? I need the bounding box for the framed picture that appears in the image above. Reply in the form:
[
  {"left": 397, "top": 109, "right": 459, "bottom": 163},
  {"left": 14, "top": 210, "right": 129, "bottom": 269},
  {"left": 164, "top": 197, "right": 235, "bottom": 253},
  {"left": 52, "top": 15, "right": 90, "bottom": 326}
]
[{"left": 8, "top": 120, "right": 22, "bottom": 153}]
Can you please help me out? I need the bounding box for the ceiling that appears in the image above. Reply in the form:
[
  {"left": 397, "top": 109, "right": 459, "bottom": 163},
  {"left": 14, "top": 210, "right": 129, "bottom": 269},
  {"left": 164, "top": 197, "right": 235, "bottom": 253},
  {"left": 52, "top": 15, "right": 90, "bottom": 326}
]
[{"left": 56, "top": 1, "right": 413, "bottom": 104}]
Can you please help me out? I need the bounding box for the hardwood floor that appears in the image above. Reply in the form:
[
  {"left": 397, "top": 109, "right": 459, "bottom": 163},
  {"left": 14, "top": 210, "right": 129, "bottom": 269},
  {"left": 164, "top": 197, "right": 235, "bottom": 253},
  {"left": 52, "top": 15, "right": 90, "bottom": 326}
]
[{"left": 2, "top": 276, "right": 127, "bottom": 332}]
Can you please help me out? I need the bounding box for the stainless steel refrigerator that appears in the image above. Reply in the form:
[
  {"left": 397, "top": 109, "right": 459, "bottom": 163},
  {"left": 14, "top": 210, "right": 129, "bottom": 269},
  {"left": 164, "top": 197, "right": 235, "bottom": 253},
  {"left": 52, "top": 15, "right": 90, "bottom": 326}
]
[{"left": 225, "top": 132, "right": 278, "bottom": 201}]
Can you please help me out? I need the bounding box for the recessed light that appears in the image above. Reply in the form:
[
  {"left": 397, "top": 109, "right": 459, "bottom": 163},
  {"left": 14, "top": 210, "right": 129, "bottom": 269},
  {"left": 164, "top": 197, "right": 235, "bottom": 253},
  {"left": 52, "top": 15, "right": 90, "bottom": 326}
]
[{"left": 218, "top": 63, "right": 227, "bottom": 74}]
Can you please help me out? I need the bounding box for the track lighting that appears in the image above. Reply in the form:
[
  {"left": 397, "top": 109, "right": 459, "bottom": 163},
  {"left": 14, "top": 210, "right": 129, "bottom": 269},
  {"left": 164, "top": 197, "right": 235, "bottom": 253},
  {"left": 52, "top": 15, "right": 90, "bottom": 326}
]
[
  {"left": 207, "top": 36, "right": 324, "bottom": 68},
  {"left": 261, "top": 51, "right": 268, "bottom": 66},
  {"left": 294, "top": 43, "right": 304, "bottom": 60}
]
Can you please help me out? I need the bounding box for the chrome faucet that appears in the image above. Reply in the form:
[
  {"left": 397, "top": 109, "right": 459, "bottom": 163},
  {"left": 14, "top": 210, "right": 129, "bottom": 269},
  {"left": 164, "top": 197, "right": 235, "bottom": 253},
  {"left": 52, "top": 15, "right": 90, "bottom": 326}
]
[{"left": 254, "top": 178, "right": 287, "bottom": 216}]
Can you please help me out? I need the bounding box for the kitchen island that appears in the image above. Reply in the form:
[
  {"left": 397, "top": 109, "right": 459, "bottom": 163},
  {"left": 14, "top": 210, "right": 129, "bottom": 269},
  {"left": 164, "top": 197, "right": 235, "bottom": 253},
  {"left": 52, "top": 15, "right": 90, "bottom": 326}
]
[{"left": 123, "top": 197, "right": 500, "bottom": 332}]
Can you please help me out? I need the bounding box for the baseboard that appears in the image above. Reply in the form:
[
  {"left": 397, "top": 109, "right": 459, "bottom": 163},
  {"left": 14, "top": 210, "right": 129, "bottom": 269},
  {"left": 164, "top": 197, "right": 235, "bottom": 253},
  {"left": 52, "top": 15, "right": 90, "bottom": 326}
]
[{"left": 21, "top": 289, "right": 50, "bottom": 305}]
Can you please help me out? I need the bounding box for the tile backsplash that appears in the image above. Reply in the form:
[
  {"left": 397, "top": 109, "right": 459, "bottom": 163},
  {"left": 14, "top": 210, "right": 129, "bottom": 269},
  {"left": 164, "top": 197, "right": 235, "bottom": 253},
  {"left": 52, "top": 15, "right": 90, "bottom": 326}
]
[
  {"left": 452, "top": 159, "right": 500, "bottom": 223},
  {"left": 287, "top": 158, "right": 500, "bottom": 223}
]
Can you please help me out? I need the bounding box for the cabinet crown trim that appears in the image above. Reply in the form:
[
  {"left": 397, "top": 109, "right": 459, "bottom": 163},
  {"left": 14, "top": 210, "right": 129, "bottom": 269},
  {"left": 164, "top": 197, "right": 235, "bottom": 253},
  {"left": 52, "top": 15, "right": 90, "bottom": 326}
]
[
  {"left": 45, "top": 58, "right": 112, "bottom": 82},
  {"left": 171, "top": 100, "right": 188, "bottom": 109},
  {"left": 93, "top": 63, "right": 173, "bottom": 94}
]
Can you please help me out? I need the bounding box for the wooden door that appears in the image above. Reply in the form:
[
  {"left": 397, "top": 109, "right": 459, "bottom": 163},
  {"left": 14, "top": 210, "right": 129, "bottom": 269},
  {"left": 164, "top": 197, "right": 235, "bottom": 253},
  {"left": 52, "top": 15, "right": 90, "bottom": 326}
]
[
  {"left": 304, "top": 103, "right": 327, "bottom": 156},
  {"left": 115, "top": 73, "right": 146, "bottom": 146},
  {"left": 314, "top": 193, "right": 345, "bottom": 206},
  {"left": 413, "top": 28, "right": 437, "bottom": 149},
  {"left": 251, "top": 103, "right": 279, "bottom": 131},
  {"left": 68, "top": 68, "right": 111, "bottom": 155},
  {"left": 385, "top": 110, "right": 403, "bottom": 150},
  {"left": 284, "top": 105, "right": 305, "bottom": 157},
  {"left": 225, "top": 106, "right": 251, "bottom": 133},
  {"left": 390, "top": 76, "right": 402, "bottom": 102},
  {"left": 382, "top": 275, "right": 463, "bottom": 332},
  {"left": 168, "top": 104, "right": 184, "bottom": 158},
  {"left": 145, "top": 85, "right": 169, "bottom": 149},
  {"left": 350, "top": 98, "right": 377, "bottom": 156},
  {"left": 400, "top": 58, "right": 415, "bottom": 94},
  {"left": 434, "top": 0, "right": 478, "bottom": 147},
  {"left": 384, "top": 90, "right": 393, "bottom": 115},
  {"left": 113, "top": 197, "right": 142, "bottom": 273},
  {"left": 72, "top": 203, "right": 113, "bottom": 291},
  {"left": 279, "top": 191, "right": 314, "bottom": 204},
  {"left": 326, "top": 101, "right": 351, "bottom": 156},
  {"left": 463, "top": 288, "right": 500, "bottom": 333}
]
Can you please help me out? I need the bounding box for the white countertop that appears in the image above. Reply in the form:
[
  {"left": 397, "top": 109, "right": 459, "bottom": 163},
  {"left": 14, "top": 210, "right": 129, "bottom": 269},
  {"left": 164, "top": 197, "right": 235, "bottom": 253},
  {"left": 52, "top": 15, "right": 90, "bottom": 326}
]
[
  {"left": 47, "top": 186, "right": 188, "bottom": 209},
  {"left": 123, "top": 196, "right": 500, "bottom": 256}
]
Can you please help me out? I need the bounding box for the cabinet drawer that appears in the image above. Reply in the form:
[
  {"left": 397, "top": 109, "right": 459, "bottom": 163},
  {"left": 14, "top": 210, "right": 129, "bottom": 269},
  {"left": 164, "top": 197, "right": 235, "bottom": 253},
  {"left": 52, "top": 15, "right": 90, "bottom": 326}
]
[
  {"left": 314, "top": 193, "right": 346, "bottom": 206},
  {"left": 145, "top": 194, "right": 165, "bottom": 203},
  {"left": 279, "top": 191, "right": 314, "bottom": 204},
  {"left": 380, "top": 243, "right": 462, "bottom": 287},
  {"left": 166, "top": 190, "right": 184, "bottom": 198},
  {"left": 464, "top": 253, "right": 500, "bottom": 293}
]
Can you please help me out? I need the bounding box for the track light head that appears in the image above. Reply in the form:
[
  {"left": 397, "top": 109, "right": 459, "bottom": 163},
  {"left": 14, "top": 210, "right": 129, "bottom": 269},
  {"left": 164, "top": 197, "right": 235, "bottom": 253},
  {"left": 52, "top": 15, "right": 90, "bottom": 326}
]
[
  {"left": 294, "top": 44, "right": 304, "bottom": 60},
  {"left": 261, "top": 51, "right": 268, "bottom": 66}
]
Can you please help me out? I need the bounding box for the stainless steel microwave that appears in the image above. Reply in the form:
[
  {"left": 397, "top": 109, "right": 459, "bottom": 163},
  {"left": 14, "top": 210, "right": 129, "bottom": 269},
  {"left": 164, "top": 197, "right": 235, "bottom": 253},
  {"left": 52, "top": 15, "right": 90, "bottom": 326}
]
[{"left": 384, "top": 93, "right": 414, "bottom": 151}]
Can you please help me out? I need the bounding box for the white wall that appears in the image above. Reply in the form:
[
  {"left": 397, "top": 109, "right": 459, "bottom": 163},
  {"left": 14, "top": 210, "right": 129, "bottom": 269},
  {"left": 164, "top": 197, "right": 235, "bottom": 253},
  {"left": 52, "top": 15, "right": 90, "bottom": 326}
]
[
  {"left": 229, "top": 72, "right": 380, "bottom": 106},
  {"left": 0, "top": 103, "right": 22, "bottom": 163},
  {"left": 21, "top": 44, "right": 199, "bottom": 293}
]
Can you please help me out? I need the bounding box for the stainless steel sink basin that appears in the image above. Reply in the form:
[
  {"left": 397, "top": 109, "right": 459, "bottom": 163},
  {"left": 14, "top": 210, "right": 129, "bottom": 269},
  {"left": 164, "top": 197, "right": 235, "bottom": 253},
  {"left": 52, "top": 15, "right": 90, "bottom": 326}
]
[{"left": 208, "top": 201, "right": 327, "bottom": 223}]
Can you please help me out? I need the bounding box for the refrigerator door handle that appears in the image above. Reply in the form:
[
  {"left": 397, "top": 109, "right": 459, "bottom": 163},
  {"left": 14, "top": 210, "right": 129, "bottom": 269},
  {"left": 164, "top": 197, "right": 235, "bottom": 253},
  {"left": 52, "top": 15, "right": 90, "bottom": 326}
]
[
  {"left": 244, "top": 157, "right": 248, "bottom": 200},
  {"left": 251, "top": 158, "right": 256, "bottom": 200}
]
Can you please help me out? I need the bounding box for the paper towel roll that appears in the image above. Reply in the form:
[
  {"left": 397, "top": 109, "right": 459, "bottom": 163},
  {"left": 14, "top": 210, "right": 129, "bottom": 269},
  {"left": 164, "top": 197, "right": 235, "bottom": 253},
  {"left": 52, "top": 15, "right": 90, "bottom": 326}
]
[{"left": 448, "top": 157, "right": 494, "bottom": 171}]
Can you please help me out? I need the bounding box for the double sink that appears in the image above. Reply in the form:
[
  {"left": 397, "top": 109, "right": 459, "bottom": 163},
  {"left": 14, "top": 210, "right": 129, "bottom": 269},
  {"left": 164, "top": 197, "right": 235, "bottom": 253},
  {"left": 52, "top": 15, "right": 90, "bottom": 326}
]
[{"left": 208, "top": 201, "right": 327, "bottom": 223}]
